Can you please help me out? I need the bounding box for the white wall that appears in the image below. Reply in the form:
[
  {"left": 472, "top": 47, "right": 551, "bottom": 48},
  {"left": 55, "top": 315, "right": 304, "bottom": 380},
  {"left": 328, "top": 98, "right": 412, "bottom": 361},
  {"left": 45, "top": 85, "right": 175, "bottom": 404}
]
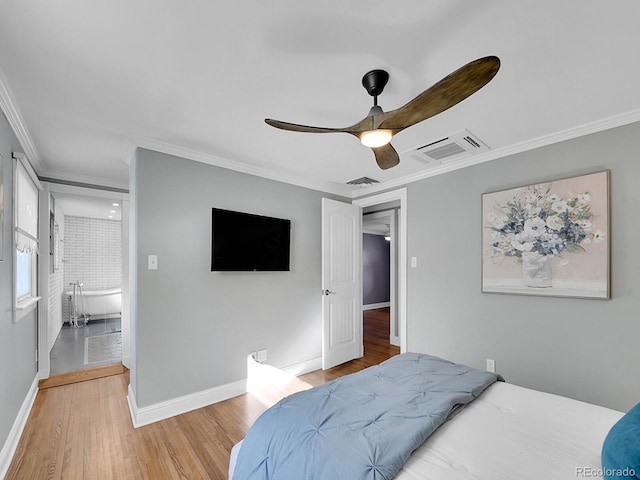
[
  {"left": 404, "top": 121, "right": 640, "bottom": 412},
  {"left": 63, "top": 215, "right": 122, "bottom": 289},
  {"left": 62, "top": 215, "right": 122, "bottom": 320}
]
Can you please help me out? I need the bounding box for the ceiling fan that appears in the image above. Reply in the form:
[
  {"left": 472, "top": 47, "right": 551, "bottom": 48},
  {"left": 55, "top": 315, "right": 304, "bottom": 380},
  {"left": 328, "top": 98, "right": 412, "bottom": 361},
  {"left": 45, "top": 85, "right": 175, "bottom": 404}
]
[{"left": 265, "top": 56, "right": 500, "bottom": 170}]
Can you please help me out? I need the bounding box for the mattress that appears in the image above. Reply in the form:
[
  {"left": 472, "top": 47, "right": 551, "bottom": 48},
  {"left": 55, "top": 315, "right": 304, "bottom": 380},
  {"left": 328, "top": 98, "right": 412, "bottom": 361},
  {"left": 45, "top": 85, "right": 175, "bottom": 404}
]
[
  {"left": 395, "top": 381, "right": 623, "bottom": 480},
  {"left": 229, "top": 381, "right": 623, "bottom": 480}
]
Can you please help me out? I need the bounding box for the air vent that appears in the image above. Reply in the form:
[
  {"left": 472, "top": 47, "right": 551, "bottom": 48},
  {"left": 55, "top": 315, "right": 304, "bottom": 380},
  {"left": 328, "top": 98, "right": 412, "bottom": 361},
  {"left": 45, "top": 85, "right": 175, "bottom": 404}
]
[
  {"left": 407, "top": 129, "right": 490, "bottom": 165},
  {"left": 346, "top": 176, "right": 380, "bottom": 185},
  {"left": 424, "top": 142, "right": 467, "bottom": 160}
]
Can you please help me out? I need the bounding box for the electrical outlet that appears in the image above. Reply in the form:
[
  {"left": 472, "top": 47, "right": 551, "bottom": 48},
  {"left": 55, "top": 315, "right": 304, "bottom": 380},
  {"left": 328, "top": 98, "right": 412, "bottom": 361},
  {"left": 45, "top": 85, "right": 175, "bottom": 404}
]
[{"left": 486, "top": 358, "right": 496, "bottom": 373}]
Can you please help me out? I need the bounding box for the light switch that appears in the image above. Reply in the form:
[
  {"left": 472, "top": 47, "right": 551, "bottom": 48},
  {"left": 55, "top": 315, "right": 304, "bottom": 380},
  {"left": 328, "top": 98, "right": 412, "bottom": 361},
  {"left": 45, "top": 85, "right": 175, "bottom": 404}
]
[
  {"left": 148, "top": 255, "right": 158, "bottom": 270},
  {"left": 411, "top": 256, "right": 417, "bottom": 268}
]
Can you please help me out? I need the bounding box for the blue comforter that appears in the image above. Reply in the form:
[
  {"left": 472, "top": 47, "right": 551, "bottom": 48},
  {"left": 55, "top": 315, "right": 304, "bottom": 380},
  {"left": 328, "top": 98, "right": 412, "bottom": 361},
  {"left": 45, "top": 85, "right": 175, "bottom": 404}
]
[{"left": 232, "top": 353, "right": 501, "bottom": 480}]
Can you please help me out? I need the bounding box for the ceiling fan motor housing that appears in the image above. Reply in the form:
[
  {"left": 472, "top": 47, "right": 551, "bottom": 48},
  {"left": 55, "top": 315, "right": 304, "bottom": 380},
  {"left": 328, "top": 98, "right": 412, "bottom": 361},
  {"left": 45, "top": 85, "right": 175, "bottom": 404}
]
[{"left": 362, "top": 69, "right": 389, "bottom": 98}]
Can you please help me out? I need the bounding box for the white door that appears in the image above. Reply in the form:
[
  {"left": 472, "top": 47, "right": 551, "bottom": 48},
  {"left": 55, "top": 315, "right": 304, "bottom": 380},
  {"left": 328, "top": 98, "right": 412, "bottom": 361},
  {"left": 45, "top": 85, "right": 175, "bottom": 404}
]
[{"left": 322, "top": 198, "right": 362, "bottom": 370}]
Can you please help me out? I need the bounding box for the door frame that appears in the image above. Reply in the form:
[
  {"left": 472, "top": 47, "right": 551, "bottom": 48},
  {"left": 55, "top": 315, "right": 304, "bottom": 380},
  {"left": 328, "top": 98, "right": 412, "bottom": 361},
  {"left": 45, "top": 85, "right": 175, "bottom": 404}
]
[
  {"left": 38, "top": 182, "right": 129, "bottom": 379},
  {"left": 353, "top": 188, "right": 407, "bottom": 352}
]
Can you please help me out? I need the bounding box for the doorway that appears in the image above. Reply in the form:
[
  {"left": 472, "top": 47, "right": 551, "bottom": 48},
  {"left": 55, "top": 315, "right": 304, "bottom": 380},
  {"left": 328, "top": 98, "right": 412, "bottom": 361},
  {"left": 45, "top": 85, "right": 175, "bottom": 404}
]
[
  {"left": 354, "top": 188, "right": 407, "bottom": 353},
  {"left": 362, "top": 207, "right": 399, "bottom": 347},
  {"left": 320, "top": 188, "right": 407, "bottom": 370},
  {"left": 49, "top": 192, "right": 123, "bottom": 374},
  {"left": 39, "top": 182, "right": 129, "bottom": 381}
]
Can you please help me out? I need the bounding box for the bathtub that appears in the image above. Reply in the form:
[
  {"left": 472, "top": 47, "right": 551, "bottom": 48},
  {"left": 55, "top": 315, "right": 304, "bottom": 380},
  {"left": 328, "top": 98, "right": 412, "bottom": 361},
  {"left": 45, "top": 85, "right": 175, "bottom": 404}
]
[{"left": 65, "top": 287, "right": 122, "bottom": 320}]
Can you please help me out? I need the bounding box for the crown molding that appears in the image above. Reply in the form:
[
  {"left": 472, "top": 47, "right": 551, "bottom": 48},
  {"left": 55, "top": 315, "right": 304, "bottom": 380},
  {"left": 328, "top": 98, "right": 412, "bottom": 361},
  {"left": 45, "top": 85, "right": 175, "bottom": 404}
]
[
  {"left": 133, "top": 135, "right": 353, "bottom": 197},
  {"left": 122, "top": 137, "right": 138, "bottom": 166},
  {"left": 0, "top": 68, "right": 44, "bottom": 173},
  {"left": 352, "top": 108, "right": 640, "bottom": 198}
]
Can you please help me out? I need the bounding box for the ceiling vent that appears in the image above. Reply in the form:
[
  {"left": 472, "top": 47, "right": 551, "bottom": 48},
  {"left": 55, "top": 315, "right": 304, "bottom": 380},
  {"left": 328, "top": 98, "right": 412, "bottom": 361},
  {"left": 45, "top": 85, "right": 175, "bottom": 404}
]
[
  {"left": 346, "top": 176, "right": 380, "bottom": 186},
  {"left": 407, "top": 129, "right": 490, "bottom": 165}
]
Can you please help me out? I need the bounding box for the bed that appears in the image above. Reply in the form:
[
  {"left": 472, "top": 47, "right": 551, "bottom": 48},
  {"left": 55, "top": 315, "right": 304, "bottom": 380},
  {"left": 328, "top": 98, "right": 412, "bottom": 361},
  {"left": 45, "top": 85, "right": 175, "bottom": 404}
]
[{"left": 229, "top": 353, "right": 635, "bottom": 480}]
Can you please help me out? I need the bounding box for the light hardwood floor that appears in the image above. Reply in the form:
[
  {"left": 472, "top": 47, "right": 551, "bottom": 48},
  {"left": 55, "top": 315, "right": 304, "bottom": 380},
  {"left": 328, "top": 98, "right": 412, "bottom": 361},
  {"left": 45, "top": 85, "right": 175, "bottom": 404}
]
[{"left": 6, "top": 308, "right": 398, "bottom": 479}]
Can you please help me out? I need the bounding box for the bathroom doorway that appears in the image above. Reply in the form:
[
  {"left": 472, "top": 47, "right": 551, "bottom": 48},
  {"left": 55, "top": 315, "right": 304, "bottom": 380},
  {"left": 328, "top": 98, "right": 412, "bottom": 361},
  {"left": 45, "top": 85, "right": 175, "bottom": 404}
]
[{"left": 46, "top": 187, "right": 127, "bottom": 376}]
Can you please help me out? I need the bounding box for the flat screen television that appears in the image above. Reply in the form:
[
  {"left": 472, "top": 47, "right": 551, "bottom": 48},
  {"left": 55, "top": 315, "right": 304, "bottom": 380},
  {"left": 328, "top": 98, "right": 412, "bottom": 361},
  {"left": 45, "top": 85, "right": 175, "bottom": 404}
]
[{"left": 211, "top": 208, "right": 291, "bottom": 271}]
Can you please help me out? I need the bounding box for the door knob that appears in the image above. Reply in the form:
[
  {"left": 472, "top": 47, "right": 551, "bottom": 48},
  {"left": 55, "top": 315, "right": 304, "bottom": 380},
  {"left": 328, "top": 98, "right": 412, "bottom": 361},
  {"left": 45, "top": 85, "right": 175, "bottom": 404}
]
[{"left": 322, "top": 289, "right": 336, "bottom": 295}]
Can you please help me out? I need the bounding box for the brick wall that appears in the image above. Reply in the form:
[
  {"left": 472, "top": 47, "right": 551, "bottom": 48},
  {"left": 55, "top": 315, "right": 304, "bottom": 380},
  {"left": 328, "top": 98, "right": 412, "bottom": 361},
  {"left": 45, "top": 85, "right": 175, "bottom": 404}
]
[
  {"left": 62, "top": 216, "right": 122, "bottom": 321},
  {"left": 48, "top": 205, "right": 65, "bottom": 350}
]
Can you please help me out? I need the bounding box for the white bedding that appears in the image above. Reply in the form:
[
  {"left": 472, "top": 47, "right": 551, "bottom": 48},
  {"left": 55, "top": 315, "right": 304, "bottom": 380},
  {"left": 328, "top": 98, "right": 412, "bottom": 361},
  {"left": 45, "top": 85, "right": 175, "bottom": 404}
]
[
  {"left": 395, "top": 381, "right": 623, "bottom": 480},
  {"left": 229, "top": 381, "right": 623, "bottom": 480}
]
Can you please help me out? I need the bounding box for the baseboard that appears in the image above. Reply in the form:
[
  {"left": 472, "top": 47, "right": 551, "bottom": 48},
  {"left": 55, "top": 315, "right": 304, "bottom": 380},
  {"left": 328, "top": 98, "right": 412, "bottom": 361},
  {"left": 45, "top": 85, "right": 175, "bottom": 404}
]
[
  {"left": 127, "top": 356, "right": 322, "bottom": 428},
  {"left": 280, "top": 357, "right": 322, "bottom": 377},
  {"left": 38, "top": 366, "right": 50, "bottom": 380},
  {"left": 127, "top": 378, "right": 247, "bottom": 428},
  {"left": 363, "top": 302, "right": 390, "bottom": 310},
  {"left": 126, "top": 384, "right": 139, "bottom": 427},
  {"left": 0, "top": 374, "right": 39, "bottom": 479}
]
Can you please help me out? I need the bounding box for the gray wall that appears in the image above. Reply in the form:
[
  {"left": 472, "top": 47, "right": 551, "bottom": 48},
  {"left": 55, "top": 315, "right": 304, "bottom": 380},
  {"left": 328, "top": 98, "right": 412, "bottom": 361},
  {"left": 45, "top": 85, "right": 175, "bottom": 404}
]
[
  {"left": 0, "top": 112, "right": 38, "bottom": 451},
  {"left": 405, "top": 121, "right": 640, "bottom": 412},
  {"left": 363, "top": 234, "right": 390, "bottom": 305},
  {"left": 134, "top": 149, "right": 345, "bottom": 407}
]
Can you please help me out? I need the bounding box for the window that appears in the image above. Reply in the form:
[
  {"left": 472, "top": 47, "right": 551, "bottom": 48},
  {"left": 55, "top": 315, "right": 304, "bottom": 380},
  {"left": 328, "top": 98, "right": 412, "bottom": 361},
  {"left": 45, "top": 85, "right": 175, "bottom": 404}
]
[
  {"left": 16, "top": 249, "right": 33, "bottom": 299},
  {"left": 13, "top": 154, "right": 41, "bottom": 320}
]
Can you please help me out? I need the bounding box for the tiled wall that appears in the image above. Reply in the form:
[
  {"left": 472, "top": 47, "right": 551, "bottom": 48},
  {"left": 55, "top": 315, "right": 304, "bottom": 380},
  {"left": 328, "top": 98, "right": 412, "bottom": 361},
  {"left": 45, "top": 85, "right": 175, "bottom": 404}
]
[
  {"left": 62, "top": 216, "right": 122, "bottom": 321},
  {"left": 49, "top": 272, "right": 64, "bottom": 348},
  {"left": 48, "top": 205, "right": 65, "bottom": 351}
]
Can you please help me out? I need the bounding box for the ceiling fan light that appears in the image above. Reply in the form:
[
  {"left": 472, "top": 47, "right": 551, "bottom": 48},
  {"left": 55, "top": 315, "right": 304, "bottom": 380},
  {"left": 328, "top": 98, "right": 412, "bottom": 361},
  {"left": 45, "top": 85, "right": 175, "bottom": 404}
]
[{"left": 360, "top": 129, "right": 392, "bottom": 148}]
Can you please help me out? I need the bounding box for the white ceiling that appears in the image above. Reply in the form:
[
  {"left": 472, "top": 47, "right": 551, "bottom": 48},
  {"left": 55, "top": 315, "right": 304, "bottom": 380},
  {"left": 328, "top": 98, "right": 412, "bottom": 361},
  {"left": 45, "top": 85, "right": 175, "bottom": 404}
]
[
  {"left": 53, "top": 193, "right": 122, "bottom": 221},
  {"left": 1, "top": 1, "right": 639, "bottom": 197}
]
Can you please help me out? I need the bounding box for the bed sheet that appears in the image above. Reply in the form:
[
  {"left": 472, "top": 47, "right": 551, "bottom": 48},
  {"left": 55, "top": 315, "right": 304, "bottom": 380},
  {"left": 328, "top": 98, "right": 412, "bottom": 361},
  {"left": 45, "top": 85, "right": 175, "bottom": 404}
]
[{"left": 395, "top": 381, "right": 623, "bottom": 480}]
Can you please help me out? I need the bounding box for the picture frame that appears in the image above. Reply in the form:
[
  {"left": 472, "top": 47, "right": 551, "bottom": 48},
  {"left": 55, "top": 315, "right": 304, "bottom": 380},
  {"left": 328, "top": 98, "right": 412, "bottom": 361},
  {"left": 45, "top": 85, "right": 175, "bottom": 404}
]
[{"left": 481, "top": 171, "right": 610, "bottom": 299}]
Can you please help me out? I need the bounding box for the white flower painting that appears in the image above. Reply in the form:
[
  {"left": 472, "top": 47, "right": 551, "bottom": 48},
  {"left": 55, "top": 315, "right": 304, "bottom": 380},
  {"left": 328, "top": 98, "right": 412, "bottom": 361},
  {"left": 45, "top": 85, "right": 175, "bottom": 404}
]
[{"left": 482, "top": 171, "right": 610, "bottom": 299}]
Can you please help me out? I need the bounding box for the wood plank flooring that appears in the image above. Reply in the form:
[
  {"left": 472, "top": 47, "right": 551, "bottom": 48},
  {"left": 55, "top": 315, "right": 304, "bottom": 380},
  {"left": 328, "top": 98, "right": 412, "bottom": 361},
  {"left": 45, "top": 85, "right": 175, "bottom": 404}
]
[{"left": 6, "top": 308, "right": 398, "bottom": 480}]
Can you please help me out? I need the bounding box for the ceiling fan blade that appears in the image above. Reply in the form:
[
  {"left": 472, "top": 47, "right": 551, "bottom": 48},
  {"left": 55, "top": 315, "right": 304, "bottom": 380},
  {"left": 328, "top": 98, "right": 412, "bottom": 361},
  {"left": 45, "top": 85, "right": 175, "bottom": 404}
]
[
  {"left": 265, "top": 118, "right": 351, "bottom": 134},
  {"left": 372, "top": 143, "right": 400, "bottom": 170},
  {"left": 379, "top": 56, "right": 501, "bottom": 131}
]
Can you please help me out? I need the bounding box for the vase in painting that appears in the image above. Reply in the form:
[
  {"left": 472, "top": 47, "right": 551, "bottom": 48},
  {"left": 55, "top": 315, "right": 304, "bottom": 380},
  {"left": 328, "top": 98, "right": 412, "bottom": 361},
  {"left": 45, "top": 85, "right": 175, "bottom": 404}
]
[{"left": 521, "top": 251, "right": 553, "bottom": 287}]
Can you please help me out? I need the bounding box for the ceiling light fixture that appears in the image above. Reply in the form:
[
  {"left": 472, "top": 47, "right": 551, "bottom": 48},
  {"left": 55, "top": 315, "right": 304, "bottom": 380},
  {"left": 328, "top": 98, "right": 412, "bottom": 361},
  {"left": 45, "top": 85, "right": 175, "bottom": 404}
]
[
  {"left": 360, "top": 129, "right": 393, "bottom": 148},
  {"left": 109, "top": 210, "right": 116, "bottom": 213},
  {"left": 112, "top": 202, "right": 120, "bottom": 207}
]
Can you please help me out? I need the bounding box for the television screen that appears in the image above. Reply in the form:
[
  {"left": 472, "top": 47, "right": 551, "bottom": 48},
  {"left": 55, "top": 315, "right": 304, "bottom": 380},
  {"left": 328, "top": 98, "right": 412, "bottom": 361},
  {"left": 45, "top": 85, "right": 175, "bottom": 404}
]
[{"left": 211, "top": 208, "right": 291, "bottom": 271}]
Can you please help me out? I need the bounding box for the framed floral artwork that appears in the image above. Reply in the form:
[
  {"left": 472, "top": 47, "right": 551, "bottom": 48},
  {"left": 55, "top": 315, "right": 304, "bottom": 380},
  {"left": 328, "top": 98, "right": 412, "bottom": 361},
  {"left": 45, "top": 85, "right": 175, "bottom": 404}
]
[{"left": 482, "top": 171, "right": 610, "bottom": 299}]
